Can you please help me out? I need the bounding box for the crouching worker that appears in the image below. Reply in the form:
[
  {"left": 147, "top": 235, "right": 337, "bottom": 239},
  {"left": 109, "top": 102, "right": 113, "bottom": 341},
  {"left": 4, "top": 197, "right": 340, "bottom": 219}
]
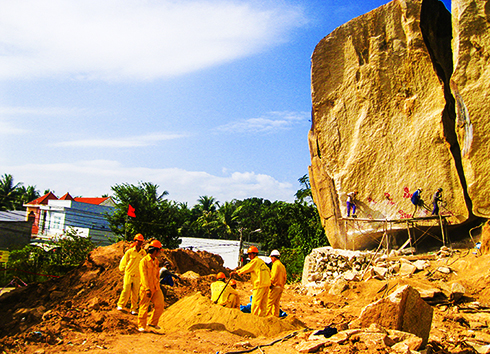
[
  {"left": 210, "top": 272, "right": 240, "bottom": 308},
  {"left": 117, "top": 233, "right": 146, "bottom": 314},
  {"left": 231, "top": 246, "right": 271, "bottom": 317},
  {"left": 138, "top": 240, "right": 165, "bottom": 332},
  {"left": 159, "top": 261, "right": 181, "bottom": 286}
]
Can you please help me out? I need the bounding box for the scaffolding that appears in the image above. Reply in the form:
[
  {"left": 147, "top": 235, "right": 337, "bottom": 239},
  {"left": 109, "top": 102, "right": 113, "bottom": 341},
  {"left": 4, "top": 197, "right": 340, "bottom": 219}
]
[{"left": 339, "top": 214, "right": 450, "bottom": 253}]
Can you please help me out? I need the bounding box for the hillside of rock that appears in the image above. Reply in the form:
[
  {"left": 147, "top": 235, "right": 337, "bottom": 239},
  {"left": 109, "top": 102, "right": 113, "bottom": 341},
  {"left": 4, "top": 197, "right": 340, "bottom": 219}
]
[{"left": 308, "top": 0, "right": 486, "bottom": 250}]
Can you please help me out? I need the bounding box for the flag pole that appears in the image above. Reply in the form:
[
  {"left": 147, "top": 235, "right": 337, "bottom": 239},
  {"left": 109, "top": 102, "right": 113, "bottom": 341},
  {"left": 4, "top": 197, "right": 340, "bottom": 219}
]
[{"left": 125, "top": 213, "right": 128, "bottom": 240}]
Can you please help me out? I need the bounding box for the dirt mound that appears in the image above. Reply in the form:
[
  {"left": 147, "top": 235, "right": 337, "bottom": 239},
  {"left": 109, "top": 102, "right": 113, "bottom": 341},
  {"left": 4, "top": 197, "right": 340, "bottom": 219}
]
[
  {"left": 158, "top": 292, "right": 305, "bottom": 338},
  {"left": 161, "top": 248, "right": 226, "bottom": 276},
  {"left": 0, "top": 241, "right": 229, "bottom": 346}
]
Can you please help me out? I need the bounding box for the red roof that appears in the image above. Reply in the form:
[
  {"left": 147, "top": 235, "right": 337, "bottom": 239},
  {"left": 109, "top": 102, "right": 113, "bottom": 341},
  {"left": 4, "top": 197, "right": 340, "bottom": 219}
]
[
  {"left": 59, "top": 193, "right": 75, "bottom": 201},
  {"left": 74, "top": 197, "right": 111, "bottom": 205},
  {"left": 27, "top": 192, "right": 58, "bottom": 205}
]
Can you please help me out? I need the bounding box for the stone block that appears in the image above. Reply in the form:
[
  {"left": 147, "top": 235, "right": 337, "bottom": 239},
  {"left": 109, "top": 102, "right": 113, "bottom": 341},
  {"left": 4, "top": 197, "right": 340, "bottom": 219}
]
[
  {"left": 450, "top": 282, "right": 466, "bottom": 302},
  {"left": 398, "top": 263, "right": 417, "bottom": 277},
  {"left": 412, "top": 260, "right": 430, "bottom": 271},
  {"left": 296, "top": 340, "right": 328, "bottom": 353},
  {"left": 373, "top": 266, "right": 388, "bottom": 278},
  {"left": 357, "top": 285, "right": 432, "bottom": 347}
]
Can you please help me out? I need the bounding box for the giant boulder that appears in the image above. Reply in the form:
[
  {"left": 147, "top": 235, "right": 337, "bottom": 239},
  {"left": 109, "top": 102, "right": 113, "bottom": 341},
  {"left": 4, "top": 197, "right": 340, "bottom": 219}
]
[{"left": 309, "top": 0, "right": 472, "bottom": 249}]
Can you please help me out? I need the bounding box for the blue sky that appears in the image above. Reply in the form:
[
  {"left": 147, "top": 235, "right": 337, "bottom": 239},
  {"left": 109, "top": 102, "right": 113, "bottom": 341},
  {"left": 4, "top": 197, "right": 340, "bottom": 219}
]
[{"left": 0, "top": 0, "right": 451, "bottom": 206}]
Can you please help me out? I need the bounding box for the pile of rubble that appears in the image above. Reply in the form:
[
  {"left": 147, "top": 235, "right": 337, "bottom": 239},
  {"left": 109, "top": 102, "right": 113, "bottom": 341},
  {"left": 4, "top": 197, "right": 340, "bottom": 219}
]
[
  {"left": 302, "top": 246, "right": 457, "bottom": 285},
  {"left": 295, "top": 285, "right": 434, "bottom": 353}
]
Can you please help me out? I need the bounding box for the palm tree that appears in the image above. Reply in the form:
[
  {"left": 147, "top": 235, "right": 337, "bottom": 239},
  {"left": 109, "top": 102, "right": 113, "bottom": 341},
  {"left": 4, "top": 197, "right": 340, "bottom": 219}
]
[
  {"left": 295, "top": 174, "right": 313, "bottom": 204},
  {"left": 197, "top": 196, "right": 218, "bottom": 213},
  {"left": 0, "top": 174, "right": 23, "bottom": 210},
  {"left": 17, "top": 185, "right": 40, "bottom": 206},
  {"left": 216, "top": 202, "right": 241, "bottom": 239}
]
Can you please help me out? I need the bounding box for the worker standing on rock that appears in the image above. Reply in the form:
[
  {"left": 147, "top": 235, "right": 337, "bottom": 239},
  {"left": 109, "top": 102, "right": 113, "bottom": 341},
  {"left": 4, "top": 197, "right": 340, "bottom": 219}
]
[
  {"left": 210, "top": 272, "right": 240, "bottom": 308},
  {"left": 266, "top": 250, "right": 287, "bottom": 317},
  {"left": 346, "top": 191, "right": 358, "bottom": 217},
  {"left": 117, "top": 233, "right": 146, "bottom": 314},
  {"left": 138, "top": 240, "right": 165, "bottom": 332},
  {"left": 432, "top": 188, "right": 443, "bottom": 215},
  {"left": 231, "top": 246, "right": 271, "bottom": 317},
  {"left": 411, "top": 188, "right": 423, "bottom": 217}
]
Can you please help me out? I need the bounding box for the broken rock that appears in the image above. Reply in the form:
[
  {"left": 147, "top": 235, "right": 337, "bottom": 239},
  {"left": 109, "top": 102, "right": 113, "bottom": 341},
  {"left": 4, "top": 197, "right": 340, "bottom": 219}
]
[
  {"left": 356, "top": 285, "right": 432, "bottom": 347},
  {"left": 398, "top": 263, "right": 417, "bottom": 277},
  {"left": 450, "top": 282, "right": 466, "bottom": 302}
]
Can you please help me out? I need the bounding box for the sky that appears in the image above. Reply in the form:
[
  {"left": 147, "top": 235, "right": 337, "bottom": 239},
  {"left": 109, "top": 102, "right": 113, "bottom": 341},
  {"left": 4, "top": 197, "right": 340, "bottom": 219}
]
[{"left": 0, "top": 0, "right": 451, "bottom": 206}]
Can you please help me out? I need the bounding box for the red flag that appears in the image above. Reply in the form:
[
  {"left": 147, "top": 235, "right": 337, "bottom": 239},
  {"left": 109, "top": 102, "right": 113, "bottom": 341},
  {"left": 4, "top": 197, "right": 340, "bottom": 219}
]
[{"left": 127, "top": 204, "right": 136, "bottom": 218}]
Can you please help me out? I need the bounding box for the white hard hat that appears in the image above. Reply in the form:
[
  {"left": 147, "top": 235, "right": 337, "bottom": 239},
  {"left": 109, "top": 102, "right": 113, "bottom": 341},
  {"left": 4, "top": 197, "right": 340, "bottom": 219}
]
[{"left": 270, "top": 250, "right": 280, "bottom": 257}]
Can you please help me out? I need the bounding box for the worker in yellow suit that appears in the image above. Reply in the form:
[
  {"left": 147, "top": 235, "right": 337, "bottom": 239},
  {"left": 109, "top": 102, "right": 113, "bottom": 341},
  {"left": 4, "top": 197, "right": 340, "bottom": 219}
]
[
  {"left": 138, "top": 240, "right": 165, "bottom": 332},
  {"left": 266, "top": 249, "right": 287, "bottom": 317},
  {"left": 117, "top": 233, "right": 146, "bottom": 314},
  {"left": 210, "top": 272, "right": 240, "bottom": 308},
  {"left": 232, "top": 246, "right": 271, "bottom": 316}
]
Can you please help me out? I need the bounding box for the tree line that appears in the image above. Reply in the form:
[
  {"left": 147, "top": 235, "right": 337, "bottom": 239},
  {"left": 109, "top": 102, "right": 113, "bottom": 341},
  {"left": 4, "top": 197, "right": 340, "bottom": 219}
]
[
  {"left": 1, "top": 173, "right": 328, "bottom": 282},
  {"left": 107, "top": 176, "right": 327, "bottom": 280}
]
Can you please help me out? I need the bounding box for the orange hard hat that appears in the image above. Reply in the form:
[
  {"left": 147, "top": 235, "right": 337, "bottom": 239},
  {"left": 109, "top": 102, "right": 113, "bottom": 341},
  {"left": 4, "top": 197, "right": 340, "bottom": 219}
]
[
  {"left": 248, "top": 246, "right": 259, "bottom": 254},
  {"left": 134, "top": 233, "right": 144, "bottom": 242},
  {"left": 230, "top": 279, "right": 237, "bottom": 286},
  {"left": 217, "top": 272, "right": 226, "bottom": 279},
  {"left": 149, "top": 240, "right": 162, "bottom": 249}
]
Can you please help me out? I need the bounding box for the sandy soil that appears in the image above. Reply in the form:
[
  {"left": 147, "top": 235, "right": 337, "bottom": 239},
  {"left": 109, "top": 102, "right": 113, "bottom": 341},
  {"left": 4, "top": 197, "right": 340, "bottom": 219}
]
[{"left": 1, "top": 241, "right": 490, "bottom": 354}]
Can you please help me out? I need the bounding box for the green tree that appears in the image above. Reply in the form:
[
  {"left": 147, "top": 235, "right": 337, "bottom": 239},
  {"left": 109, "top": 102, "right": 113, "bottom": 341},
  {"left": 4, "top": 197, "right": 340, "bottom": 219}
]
[
  {"left": 0, "top": 174, "right": 40, "bottom": 210},
  {"left": 190, "top": 196, "right": 220, "bottom": 238},
  {"left": 295, "top": 174, "right": 313, "bottom": 204},
  {"left": 15, "top": 185, "right": 40, "bottom": 207},
  {"left": 0, "top": 174, "right": 22, "bottom": 210},
  {"left": 106, "top": 181, "right": 181, "bottom": 248},
  {"left": 3, "top": 227, "right": 95, "bottom": 285},
  {"left": 196, "top": 195, "right": 218, "bottom": 213},
  {"left": 215, "top": 201, "right": 241, "bottom": 239}
]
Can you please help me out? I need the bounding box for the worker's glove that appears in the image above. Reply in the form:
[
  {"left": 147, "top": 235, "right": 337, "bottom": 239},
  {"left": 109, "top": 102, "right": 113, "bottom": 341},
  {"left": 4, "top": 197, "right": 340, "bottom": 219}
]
[{"left": 146, "top": 289, "right": 152, "bottom": 298}]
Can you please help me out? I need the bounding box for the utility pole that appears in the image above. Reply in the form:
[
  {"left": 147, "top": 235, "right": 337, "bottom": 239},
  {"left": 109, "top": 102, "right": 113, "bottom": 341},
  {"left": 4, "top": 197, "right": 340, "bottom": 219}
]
[
  {"left": 237, "top": 228, "right": 262, "bottom": 268},
  {"left": 238, "top": 228, "right": 243, "bottom": 267}
]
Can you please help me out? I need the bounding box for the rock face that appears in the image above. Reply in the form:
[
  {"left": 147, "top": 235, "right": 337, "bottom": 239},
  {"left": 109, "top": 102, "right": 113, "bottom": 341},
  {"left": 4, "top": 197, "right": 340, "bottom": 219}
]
[
  {"left": 309, "top": 0, "right": 480, "bottom": 249},
  {"left": 451, "top": 0, "right": 490, "bottom": 218}
]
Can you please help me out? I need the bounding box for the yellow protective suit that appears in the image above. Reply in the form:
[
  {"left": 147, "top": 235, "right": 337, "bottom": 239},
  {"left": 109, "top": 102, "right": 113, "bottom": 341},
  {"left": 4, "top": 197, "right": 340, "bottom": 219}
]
[
  {"left": 117, "top": 246, "right": 146, "bottom": 312},
  {"left": 138, "top": 254, "right": 165, "bottom": 328},
  {"left": 266, "top": 259, "right": 287, "bottom": 317},
  {"left": 210, "top": 281, "right": 240, "bottom": 308},
  {"left": 237, "top": 257, "right": 271, "bottom": 316}
]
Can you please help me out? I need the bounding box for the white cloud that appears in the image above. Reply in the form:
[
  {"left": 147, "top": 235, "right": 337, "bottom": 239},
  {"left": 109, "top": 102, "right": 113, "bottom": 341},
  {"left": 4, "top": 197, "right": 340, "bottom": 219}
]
[
  {"left": 0, "top": 120, "right": 28, "bottom": 135},
  {"left": 0, "top": 0, "right": 306, "bottom": 81},
  {"left": 0, "top": 106, "right": 83, "bottom": 116},
  {"left": 4, "top": 160, "right": 295, "bottom": 204},
  {"left": 216, "top": 111, "right": 309, "bottom": 133},
  {"left": 52, "top": 132, "right": 189, "bottom": 148}
]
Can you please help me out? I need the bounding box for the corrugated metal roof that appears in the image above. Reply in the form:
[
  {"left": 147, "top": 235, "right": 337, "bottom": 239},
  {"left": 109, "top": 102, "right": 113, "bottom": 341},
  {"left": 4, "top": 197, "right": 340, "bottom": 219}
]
[{"left": 0, "top": 210, "right": 26, "bottom": 222}]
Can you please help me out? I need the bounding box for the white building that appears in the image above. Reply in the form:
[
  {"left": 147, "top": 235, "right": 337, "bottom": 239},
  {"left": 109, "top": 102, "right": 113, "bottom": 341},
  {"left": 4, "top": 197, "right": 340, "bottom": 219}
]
[{"left": 26, "top": 192, "right": 115, "bottom": 246}]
